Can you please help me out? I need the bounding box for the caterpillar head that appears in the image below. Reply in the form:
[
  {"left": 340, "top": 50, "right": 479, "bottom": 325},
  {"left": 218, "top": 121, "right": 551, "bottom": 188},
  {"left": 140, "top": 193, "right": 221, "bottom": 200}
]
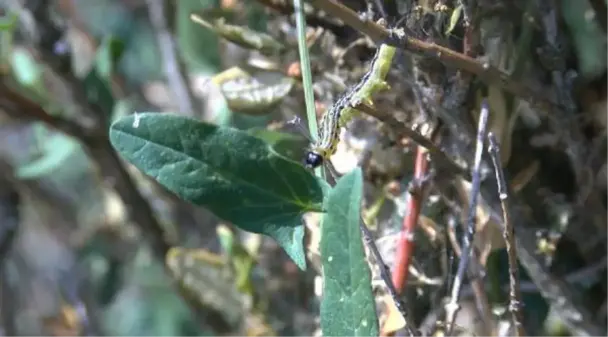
[{"left": 304, "top": 151, "right": 324, "bottom": 169}]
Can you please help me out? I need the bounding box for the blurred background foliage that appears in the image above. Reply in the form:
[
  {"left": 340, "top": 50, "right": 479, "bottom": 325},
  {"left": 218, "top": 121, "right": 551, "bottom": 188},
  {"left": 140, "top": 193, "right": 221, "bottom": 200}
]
[
  {"left": 0, "top": 0, "right": 298, "bottom": 335},
  {"left": 0, "top": 0, "right": 605, "bottom": 336}
]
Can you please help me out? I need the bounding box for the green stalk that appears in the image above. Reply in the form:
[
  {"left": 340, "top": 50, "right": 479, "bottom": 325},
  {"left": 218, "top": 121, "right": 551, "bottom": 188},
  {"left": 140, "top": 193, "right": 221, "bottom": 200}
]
[{"left": 292, "top": 0, "right": 324, "bottom": 179}]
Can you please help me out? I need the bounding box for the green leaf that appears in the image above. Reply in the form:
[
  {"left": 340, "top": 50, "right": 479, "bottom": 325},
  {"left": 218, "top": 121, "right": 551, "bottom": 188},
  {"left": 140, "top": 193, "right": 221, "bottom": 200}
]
[
  {"left": 320, "top": 168, "right": 379, "bottom": 336},
  {"left": 109, "top": 113, "right": 328, "bottom": 269},
  {"left": 190, "top": 15, "right": 285, "bottom": 55},
  {"left": 219, "top": 74, "right": 294, "bottom": 116},
  {"left": 445, "top": 5, "right": 463, "bottom": 36},
  {"left": 247, "top": 128, "right": 309, "bottom": 163}
]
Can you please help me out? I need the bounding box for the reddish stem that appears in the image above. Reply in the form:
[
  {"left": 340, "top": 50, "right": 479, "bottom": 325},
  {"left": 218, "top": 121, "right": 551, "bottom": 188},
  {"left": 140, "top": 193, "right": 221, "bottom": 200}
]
[{"left": 392, "top": 146, "right": 430, "bottom": 292}]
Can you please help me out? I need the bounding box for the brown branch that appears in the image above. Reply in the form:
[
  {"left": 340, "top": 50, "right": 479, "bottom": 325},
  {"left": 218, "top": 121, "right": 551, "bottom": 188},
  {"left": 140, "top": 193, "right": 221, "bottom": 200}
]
[
  {"left": 310, "top": 0, "right": 562, "bottom": 117},
  {"left": 355, "top": 103, "right": 471, "bottom": 181}
]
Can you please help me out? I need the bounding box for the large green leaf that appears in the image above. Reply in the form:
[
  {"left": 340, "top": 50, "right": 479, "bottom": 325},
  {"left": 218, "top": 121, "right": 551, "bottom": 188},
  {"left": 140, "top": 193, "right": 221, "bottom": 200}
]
[
  {"left": 109, "top": 113, "right": 327, "bottom": 269},
  {"left": 320, "top": 168, "right": 379, "bottom": 336}
]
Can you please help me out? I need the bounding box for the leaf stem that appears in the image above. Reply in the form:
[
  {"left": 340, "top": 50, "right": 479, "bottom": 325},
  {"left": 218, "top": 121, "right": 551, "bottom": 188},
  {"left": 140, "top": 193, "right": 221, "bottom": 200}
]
[{"left": 292, "top": 0, "right": 323, "bottom": 179}]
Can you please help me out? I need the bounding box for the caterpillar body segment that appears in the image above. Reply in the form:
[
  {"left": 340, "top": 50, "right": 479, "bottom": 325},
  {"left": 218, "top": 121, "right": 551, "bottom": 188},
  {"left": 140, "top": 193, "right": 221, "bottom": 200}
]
[{"left": 304, "top": 44, "right": 397, "bottom": 169}]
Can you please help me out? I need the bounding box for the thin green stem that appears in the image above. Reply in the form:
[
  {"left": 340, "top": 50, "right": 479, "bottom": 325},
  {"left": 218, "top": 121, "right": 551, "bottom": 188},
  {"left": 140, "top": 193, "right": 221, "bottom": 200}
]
[{"left": 292, "top": 0, "right": 323, "bottom": 179}]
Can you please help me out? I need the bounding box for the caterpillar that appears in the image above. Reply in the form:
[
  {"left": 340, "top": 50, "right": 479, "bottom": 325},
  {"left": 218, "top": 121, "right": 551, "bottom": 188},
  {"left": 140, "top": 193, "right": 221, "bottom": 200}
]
[{"left": 304, "top": 43, "right": 396, "bottom": 169}]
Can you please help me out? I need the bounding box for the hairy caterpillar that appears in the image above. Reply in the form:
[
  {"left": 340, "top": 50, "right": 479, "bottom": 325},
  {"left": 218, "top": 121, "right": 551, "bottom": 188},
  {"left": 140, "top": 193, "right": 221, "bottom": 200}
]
[{"left": 304, "top": 44, "right": 396, "bottom": 169}]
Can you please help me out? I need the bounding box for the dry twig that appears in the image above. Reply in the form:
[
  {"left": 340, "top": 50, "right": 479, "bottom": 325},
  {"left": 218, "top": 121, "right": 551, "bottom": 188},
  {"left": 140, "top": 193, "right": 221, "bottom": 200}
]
[
  {"left": 444, "top": 99, "right": 490, "bottom": 334},
  {"left": 488, "top": 132, "right": 526, "bottom": 336}
]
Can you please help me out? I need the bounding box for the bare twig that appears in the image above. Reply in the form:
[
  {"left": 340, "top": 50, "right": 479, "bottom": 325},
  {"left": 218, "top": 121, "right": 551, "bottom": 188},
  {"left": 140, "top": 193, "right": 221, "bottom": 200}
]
[
  {"left": 354, "top": 103, "right": 471, "bottom": 181},
  {"left": 468, "top": 272, "right": 495, "bottom": 336},
  {"left": 477, "top": 150, "right": 604, "bottom": 335},
  {"left": 458, "top": 256, "right": 607, "bottom": 297},
  {"left": 145, "top": 0, "right": 199, "bottom": 116},
  {"left": 444, "top": 99, "right": 489, "bottom": 334},
  {"left": 505, "top": 226, "right": 605, "bottom": 335},
  {"left": 309, "top": 0, "right": 565, "bottom": 120},
  {"left": 487, "top": 133, "right": 526, "bottom": 336},
  {"left": 359, "top": 220, "right": 419, "bottom": 337}
]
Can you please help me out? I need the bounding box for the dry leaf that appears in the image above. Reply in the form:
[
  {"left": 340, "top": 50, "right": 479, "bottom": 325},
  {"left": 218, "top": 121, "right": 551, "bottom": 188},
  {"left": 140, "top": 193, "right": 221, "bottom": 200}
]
[{"left": 380, "top": 297, "right": 406, "bottom": 335}]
